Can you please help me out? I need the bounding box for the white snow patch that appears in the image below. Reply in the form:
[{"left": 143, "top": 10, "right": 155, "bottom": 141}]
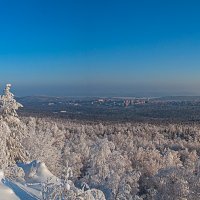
[
  {"left": 60, "top": 110, "right": 66, "bottom": 113},
  {"left": 18, "top": 160, "right": 58, "bottom": 184},
  {"left": 0, "top": 171, "right": 20, "bottom": 200}
]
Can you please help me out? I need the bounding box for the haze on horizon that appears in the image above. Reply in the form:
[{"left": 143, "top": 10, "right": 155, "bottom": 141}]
[{"left": 1, "top": 0, "right": 200, "bottom": 97}]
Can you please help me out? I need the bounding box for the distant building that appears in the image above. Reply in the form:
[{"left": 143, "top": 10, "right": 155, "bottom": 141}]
[
  {"left": 98, "top": 99, "right": 105, "bottom": 102},
  {"left": 124, "top": 99, "right": 131, "bottom": 107},
  {"left": 124, "top": 98, "right": 148, "bottom": 107}
]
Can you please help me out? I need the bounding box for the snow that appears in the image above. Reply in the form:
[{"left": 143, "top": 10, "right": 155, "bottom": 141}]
[
  {"left": 5, "top": 181, "right": 39, "bottom": 200},
  {"left": 0, "top": 163, "right": 43, "bottom": 200},
  {"left": 0, "top": 160, "right": 72, "bottom": 200},
  {"left": 18, "top": 160, "right": 58, "bottom": 184},
  {"left": 0, "top": 160, "right": 106, "bottom": 200},
  {"left": 0, "top": 171, "right": 20, "bottom": 200},
  {"left": 0, "top": 161, "right": 58, "bottom": 200}
]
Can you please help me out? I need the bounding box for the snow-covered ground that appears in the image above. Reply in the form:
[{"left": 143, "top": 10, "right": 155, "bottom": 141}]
[
  {"left": 0, "top": 169, "right": 39, "bottom": 200},
  {"left": 1, "top": 160, "right": 106, "bottom": 200},
  {"left": 0, "top": 161, "right": 57, "bottom": 200}
]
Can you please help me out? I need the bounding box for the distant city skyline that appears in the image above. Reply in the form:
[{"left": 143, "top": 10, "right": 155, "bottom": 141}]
[{"left": 1, "top": 0, "right": 200, "bottom": 96}]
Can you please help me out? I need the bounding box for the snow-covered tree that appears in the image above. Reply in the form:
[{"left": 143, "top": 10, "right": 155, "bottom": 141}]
[
  {"left": 0, "top": 84, "right": 27, "bottom": 170},
  {"left": 0, "top": 84, "right": 23, "bottom": 119}
]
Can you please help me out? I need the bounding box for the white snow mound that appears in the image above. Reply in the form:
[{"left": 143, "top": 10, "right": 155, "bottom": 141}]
[
  {"left": 0, "top": 171, "right": 20, "bottom": 200},
  {"left": 18, "top": 160, "right": 58, "bottom": 183}
]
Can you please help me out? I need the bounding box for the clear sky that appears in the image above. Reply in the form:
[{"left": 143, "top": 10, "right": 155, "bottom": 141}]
[{"left": 0, "top": 0, "right": 200, "bottom": 96}]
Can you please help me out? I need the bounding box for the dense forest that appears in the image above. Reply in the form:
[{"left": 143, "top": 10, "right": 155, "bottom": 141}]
[{"left": 1, "top": 85, "right": 200, "bottom": 199}]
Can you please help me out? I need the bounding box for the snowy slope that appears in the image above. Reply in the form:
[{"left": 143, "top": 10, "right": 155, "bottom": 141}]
[
  {"left": 0, "top": 160, "right": 106, "bottom": 200},
  {"left": 4, "top": 180, "right": 39, "bottom": 200},
  {"left": 0, "top": 171, "right": 21, "bottom": 200},
  {"left": 0, "top": 161, "right": 58, "bottom": 200},
  {"left": 18, "top": 160, "right": 59, "bottom": 184}
]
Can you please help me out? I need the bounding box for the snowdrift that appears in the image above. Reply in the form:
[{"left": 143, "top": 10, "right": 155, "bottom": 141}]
[{"left": 0, "top": 160, "right": 106, "bottom": 200}]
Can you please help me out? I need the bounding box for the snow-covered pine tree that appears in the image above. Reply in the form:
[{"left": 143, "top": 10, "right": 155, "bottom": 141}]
[
  {"left": 0, "top": 84, "right": 27, "bottom": 169},
  {"left": 0, "top": 84, "right": 23, "bottom": 119}
]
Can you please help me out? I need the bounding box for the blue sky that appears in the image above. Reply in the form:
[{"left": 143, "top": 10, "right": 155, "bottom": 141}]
[{"left": 0, "top": 0, "right": 200, "bottom": 96}]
